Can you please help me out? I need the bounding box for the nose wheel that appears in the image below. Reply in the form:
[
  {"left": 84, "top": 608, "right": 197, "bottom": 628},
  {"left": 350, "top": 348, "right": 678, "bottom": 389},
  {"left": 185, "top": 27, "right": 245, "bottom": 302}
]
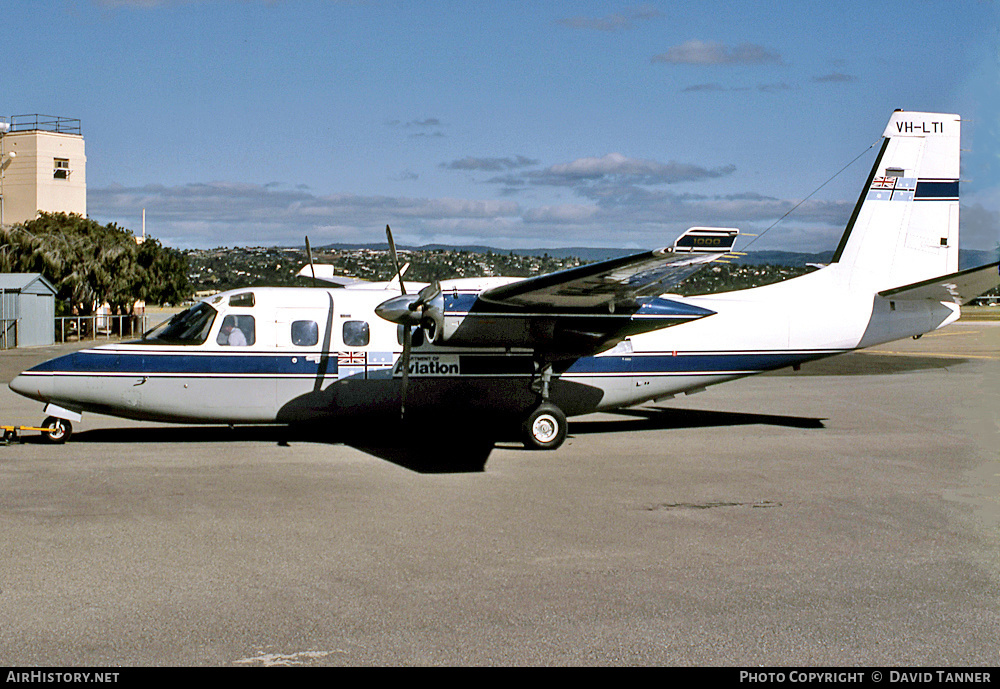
[
  {"left": 521, "top": 402, "right": 567, "bottom": 451},
  {"left": 41, "top": 416, "right": 73, "bottom": 444}
]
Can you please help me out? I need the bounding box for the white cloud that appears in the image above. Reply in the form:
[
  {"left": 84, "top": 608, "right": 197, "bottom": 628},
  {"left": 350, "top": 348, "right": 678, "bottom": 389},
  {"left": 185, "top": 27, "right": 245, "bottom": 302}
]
[
  {"left": 442, "top": 156, "right": 540, "bottom": 172},
  {"left": 90, "top": 176, "right": 949, "bottom": 253},
  {"left": 682, "top": 83, "right": 729, "bottom": 93},
  {"left": 960, "top": 204, "right": 1000, "bottom": 252},
  {"left": 385, "top": 117, "right": 447, "bottom": 139},
  {"left": 526, "top": 153, "right": 736, "bottom": 187},
  {"left": 557, "top": 5, "right": 662, "bottom": 32},
  {"left": 89, "top": 182, "right": 521, "bottom": 248},
  {"left": 757, "top": 82, "right": 798, "bottom": 93},
  {"left": 651, "top": 40, "right": 784, "bottom": 66},
  {"left": 522, "top": 204, "right": 601, "bottom": 223},
  {"left": 812, "top": 73, "right": 857, "bottom": 83}
]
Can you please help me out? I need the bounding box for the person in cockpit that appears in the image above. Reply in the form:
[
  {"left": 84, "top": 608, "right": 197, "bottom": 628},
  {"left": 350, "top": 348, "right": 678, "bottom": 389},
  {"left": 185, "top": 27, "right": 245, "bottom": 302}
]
[{"left": 218, "top": 316, "right": 248, "bottom": 346}]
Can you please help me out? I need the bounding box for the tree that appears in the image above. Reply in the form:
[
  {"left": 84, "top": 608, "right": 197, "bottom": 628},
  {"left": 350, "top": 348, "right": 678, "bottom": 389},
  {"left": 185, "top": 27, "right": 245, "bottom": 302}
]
[
  {"left": 0, "top": 212, "right": 192, "bottom": 322},
  {"left": 135, "top": 237, "right": 190, "bottom": 306}
]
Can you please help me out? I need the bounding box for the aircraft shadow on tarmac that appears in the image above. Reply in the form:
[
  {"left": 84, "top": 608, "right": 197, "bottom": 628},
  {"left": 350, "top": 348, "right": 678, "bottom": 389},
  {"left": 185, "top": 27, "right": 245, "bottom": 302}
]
[
  {"left": 574, "top": 407, "right": 826, "bottom": 434},
  {"left": 57, "top": 423, "right": 495, "bottom": 474},
  {"left": 43, "top": 405, "right": 825, "bottom": 474}
]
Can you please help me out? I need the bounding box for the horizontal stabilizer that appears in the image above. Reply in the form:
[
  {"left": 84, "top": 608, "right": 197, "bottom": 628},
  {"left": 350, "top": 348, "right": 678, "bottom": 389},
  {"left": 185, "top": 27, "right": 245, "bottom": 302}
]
[
  {"left": 671, "top": 227, "right": 739, "bottom": 253},
  {"left": 296, "top": 264, "right": 355, "bottom": 285},
  {"left": 297, "top": 262, "right": 415, "bottom": 290},
  {"left": 879, "top": 261, "right": 1000, "bottom": 305}
]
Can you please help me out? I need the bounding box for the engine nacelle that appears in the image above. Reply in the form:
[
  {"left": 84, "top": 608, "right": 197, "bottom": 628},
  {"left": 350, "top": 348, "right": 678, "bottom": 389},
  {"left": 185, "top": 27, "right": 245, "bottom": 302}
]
[{"left": 424, "top": 292, "right": 715, "bottom": 356}]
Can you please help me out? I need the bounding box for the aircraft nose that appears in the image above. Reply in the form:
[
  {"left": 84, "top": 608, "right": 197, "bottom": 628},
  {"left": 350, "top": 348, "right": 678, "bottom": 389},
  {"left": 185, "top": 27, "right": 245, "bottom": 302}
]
[{"left": 9, "top": 374, "right": 51, "bottom": 402}]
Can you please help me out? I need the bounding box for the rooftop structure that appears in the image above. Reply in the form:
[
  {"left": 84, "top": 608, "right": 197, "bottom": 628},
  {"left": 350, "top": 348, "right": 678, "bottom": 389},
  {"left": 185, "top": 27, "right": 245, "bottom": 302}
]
[{"left": 0, "top": 114, "right": 86, "bottom": 226}]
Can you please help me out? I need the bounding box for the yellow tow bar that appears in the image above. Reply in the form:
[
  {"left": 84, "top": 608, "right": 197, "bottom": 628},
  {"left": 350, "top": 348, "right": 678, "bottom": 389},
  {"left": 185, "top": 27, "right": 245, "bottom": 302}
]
[{"left": 2, "top": 424, "right": 63, "bottom": 444}]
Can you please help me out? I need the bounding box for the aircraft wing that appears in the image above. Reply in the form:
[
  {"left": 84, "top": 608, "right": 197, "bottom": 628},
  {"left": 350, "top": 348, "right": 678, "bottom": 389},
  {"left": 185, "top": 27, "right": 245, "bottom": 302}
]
[
  {"left": 879, "top": 261, "right": 1000, "bottom": 305},
  {"left": 478, "top": 227, "right": 739, "bottom": 309}
]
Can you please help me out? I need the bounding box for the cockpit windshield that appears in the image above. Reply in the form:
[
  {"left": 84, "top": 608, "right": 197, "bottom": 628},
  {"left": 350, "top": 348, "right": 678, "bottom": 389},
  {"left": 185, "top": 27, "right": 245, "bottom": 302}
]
[{"left": 141, "top": 302, "right": 218, "bottom": 345}]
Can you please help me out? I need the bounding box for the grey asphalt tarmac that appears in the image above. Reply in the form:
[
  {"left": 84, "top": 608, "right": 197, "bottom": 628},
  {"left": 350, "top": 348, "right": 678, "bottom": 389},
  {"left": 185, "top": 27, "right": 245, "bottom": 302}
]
[{"left": 0, "top": 322, "right": 997, "bottom": 666}]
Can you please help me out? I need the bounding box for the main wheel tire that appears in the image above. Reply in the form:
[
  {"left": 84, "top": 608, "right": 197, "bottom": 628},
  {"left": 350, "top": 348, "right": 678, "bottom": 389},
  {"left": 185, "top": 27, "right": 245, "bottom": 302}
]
[
  {"left": 42, "top": 416, "right": 72, "bottom": 444},
  {"left": 521, "top": 403, "right": 567, "bottom": 451}
]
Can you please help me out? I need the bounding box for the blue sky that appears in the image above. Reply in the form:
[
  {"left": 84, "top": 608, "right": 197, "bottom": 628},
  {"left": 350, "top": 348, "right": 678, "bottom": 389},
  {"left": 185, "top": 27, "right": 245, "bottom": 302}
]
[{"left": 5, "top": 0, "right": 998, "bottom": 252}]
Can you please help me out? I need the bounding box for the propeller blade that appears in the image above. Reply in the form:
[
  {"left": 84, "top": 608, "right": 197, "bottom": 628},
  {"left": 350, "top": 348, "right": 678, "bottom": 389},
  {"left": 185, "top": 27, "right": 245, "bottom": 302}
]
[
  {"left": 385, "top": 225, "right": 418, "bottom": 420},
  {"left": 385, "top": 224, "right": 406, "bottom": 296},
  {"left": 411, "top": 279, "right": 441, "bottom": 311},
  {"left": 399, "top": 325, "right": 412, "bottom": 420},
  {"left": 304, "top": 236, "right": 317, "bottom": 288}
]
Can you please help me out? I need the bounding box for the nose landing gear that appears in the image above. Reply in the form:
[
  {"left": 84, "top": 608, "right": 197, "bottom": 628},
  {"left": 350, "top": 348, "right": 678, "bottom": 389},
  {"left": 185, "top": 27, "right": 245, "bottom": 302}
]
[
  {"left": 1, "top": 417, "right": 74, "bottom": 444},
  {"left": 41, "top": 416, "right": 73, "bottom": 444}
]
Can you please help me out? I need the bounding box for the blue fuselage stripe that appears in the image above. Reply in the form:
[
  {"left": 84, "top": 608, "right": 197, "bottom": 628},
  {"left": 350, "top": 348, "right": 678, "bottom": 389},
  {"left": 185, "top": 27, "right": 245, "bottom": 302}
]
[
  {"left": 25, "top": 349, "right": 844, "bottom": 378},
  {"left": 561, "top": 351, "right": 825, "bottom": 374},
  {"left": 914, "top": 180, "right": 959, "bottom": 199},
  {"left": 28, "top": 352, "right": 316, "bottom": 376}
]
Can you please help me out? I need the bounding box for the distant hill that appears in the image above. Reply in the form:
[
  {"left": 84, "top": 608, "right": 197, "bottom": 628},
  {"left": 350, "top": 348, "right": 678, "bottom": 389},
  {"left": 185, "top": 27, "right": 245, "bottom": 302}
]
[
  {"left": 315, "top": 242, "right": 636, "bottom": 262},
  {"left": 315, "top": 242, "right": 996, "bottom": 270}
]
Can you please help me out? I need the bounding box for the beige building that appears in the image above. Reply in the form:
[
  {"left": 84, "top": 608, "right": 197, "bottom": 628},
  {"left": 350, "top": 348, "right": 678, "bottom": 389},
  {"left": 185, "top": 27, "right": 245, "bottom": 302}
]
[{"left": 0, "top": 114, "right": 86, "bottom": 226}]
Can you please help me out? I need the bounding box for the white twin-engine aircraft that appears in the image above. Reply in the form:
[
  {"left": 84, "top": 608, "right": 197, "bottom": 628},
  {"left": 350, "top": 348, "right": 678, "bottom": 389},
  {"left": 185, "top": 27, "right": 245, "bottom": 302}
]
[{"left": 9, "top": 111, "right": 1000, "bottom": 450}]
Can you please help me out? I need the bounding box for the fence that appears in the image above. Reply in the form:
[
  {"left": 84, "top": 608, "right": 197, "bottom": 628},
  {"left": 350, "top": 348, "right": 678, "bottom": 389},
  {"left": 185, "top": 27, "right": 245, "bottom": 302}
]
[
  {"left": 54, "top": 314, "right": 151, "bottom": 343},
  {"left": 0, "top": 314, "right": 177, "bottom": 349},
  {"left": 1, "top": 318, "right": 14, "bottom": 349}
]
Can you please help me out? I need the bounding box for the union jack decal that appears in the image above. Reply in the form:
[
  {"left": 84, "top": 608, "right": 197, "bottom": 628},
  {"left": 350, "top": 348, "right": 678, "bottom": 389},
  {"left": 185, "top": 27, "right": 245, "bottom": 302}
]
[
  {"left": 338, "top": 351, "right": 366, "bottom": 366},
  {"left": 871, "top": 177, "right": 896, "bottom": 189}
]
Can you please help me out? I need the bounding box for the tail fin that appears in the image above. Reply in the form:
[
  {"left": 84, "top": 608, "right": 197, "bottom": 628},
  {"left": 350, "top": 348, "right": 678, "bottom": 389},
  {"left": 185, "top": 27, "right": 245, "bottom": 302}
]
[{"left": 832, "top": 111, "right": 960, "bottom": 292}]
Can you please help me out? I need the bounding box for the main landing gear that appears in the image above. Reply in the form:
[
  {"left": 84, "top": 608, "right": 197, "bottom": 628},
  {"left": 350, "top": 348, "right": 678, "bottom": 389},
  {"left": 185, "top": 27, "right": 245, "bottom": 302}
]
[
  {"left": 521, "top": 402, "right": 567, "bottom": 450},
  {"left": 520, "top": 359, "right": 568, "bottom": 451}
]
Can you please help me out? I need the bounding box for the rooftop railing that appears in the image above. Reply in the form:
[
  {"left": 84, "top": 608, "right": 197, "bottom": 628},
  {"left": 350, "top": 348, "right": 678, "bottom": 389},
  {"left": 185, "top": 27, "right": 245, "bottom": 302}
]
[{"left": 2, "top": 114, "right": 82, "bottom": 135}]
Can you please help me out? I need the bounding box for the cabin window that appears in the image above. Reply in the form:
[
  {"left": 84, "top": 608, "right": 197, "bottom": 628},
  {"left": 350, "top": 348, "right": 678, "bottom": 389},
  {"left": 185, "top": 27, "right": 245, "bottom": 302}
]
[
  {"left": 291, "top": 320, "right": 319, "bottom": 347},
  {"left": 229, "top": 292, "right": 255, "bottom": 308},
  {"left": 342, "top": 320, "right": 370, "bottom": 347},
  {"left": 143, "top": 302, "right": 217, "bottom": 345},
  {"left": 218, "top": 315, "right": 255, "bottom": 346}
]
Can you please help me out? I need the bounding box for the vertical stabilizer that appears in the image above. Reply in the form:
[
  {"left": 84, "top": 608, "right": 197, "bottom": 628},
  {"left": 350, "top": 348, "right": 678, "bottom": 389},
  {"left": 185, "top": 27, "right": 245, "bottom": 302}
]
[{"left": 833, "top": 111, "right": 960, "bottom": 292}]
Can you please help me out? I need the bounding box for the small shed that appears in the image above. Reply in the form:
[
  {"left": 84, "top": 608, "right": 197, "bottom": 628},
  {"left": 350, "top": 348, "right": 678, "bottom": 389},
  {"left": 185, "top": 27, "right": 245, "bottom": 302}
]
[{"left": 0, "top": 273, "right": 58, "bottom": 348}]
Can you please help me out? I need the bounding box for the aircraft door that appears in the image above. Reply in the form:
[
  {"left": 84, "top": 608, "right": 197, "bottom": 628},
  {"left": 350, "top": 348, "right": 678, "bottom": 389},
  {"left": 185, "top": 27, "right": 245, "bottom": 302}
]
[{"left": 275, "top": 303, "right": 335, "bottom": 409}]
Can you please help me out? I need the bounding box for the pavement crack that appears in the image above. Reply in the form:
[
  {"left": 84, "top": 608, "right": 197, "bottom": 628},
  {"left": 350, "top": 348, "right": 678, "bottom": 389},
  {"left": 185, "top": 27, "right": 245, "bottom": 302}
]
[
  {"left": 644, "top": 499, "right": 781, "bottom": 512},
  {"left": 233, "top": 649, "right": 347, "bottom": 666}
]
